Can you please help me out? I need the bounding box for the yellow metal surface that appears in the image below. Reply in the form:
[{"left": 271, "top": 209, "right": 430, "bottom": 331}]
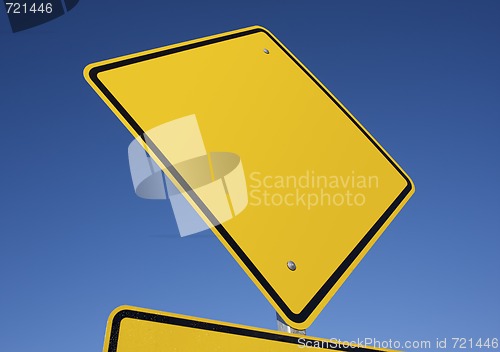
[
  {"left": 103, "top": 306, "right": 398, "bottom": 352},
  {"left": 84, "top": 26, "right": 414, "bottom": 329}
]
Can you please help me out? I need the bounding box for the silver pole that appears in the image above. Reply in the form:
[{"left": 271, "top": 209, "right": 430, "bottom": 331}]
[{"left": 276, "top": 312, "right": 306, "bottom": 335}]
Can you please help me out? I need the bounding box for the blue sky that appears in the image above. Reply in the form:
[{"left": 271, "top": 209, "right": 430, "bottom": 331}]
[{"left": 1, "top": 1, "right": 499, "bottom": 351}]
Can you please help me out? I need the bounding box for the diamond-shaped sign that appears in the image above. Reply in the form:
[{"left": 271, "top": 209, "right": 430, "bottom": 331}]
[{"left": 84, "top": 26, "right": 414, "bottom": 329}]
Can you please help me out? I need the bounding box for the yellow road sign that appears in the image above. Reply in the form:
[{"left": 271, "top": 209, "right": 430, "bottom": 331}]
[
  {"left": 84, "top": 26, "right": 414, "bottom": 329},
  {"left": 104, "top": 306, "right": 397, "bottom": 352}
]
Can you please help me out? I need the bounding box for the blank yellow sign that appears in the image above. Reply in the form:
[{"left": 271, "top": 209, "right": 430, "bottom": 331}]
[
  {"left": 104, "top": 306, "right": 397, "bottom": 352},
  {"left": 85, "top": 26, "right": 414, "bottom": 329}
]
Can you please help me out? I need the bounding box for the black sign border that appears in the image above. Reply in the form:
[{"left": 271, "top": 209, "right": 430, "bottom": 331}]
[
  {"left": 108, "top": 308, "right": 390, "bottom": 352},
  {"left": 88, "top": 26, "right": 413, "bottom": 326}
]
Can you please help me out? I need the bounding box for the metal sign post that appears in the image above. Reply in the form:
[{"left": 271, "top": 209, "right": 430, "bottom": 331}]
[{"left": 276, "top": 312, "right": 306, "bottom": 335}]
